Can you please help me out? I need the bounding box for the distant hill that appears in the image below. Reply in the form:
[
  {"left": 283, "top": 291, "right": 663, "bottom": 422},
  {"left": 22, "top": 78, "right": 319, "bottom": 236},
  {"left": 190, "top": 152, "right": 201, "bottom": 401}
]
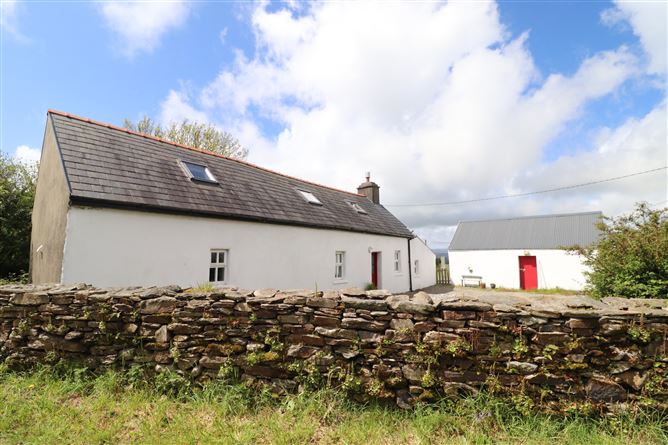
[{"left": 432, "top": 249, "right": 449, "bottom": 263}]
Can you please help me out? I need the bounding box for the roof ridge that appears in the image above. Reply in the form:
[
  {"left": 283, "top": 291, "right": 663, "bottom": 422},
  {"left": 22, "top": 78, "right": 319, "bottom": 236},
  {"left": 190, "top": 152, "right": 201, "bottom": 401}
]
[
  {"left": 457, "top": 211, "right": 603, "bottom": 224},
  {"left": 47, "top": 109, "right": 365, "bottom": 198}
]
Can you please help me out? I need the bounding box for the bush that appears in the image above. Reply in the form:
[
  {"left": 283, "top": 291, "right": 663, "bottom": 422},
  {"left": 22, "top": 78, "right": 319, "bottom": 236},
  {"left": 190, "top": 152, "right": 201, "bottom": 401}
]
[
  {"left": 570, "top": 203, "right": 667, "bottom": 299},
  {"left": 0, "top": 154, "right": 37, "bottom": 280}
]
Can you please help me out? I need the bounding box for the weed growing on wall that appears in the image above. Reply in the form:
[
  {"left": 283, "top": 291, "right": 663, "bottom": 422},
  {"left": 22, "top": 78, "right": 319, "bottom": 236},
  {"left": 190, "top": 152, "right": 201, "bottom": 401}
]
[{"left": 628, "top": 324, "right": 652, "bottom": 344}]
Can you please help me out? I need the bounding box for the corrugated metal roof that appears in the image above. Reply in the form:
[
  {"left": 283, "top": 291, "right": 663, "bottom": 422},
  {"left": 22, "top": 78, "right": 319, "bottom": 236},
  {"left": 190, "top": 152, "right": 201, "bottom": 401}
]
[{"left": 448, "top": 211, "right": 602, "bottom": 251}]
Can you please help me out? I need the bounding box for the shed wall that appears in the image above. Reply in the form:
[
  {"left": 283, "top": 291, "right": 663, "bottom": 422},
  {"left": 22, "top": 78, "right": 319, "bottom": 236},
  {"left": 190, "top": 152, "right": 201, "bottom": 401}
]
[{"left": 448, "top": 249, "right": 588, "bottom": 290}]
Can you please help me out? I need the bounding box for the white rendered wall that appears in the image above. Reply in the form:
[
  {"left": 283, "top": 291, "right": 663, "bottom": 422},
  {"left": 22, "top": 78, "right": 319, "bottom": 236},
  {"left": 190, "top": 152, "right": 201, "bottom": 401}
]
[
  {"left": 409, "top": 237, "right": 436, "bottom": 290},
  {"left": 62, "top": 206, "right": 423, "bottom": 292},
  {"left": 448, "top": 249, "right": 588, "bottom": 290}
]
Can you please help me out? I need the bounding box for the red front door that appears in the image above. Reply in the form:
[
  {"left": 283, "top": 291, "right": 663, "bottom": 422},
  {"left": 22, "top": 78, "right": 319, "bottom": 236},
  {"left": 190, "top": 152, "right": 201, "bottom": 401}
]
[
  {"left": 519, "top": 256, "right": 537, "bottom": 290},
  {"left": 371, "top": 252, "right": 379, "bottom": 288}
]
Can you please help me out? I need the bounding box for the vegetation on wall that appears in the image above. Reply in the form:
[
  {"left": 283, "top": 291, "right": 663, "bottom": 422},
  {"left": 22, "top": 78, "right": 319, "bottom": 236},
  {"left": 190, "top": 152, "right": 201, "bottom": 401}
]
[
  {"left": 570, "top": 202, "right": 668, "bottom": 299},
  {"left": 0, "top": 153, "right": 36, "bottom": 282},
  {"left": 123, "top": 117, "right": 248, "bottom": 159}
]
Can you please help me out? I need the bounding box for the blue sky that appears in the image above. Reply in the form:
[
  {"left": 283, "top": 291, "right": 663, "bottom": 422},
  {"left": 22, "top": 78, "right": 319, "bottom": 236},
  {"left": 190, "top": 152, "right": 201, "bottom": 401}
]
[
  {"left": 1, "top": 2, "right": 250, "bottom": 151},
  {"left": 501, "top": 1, "right": 663, "bottom": 160},
  {"left": 1, "top": 1, "right": 666, "bottom": 247}
]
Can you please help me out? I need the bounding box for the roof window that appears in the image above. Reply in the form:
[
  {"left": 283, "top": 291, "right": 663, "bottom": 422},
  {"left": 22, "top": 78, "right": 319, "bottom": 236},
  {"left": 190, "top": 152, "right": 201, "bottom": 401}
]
[
  {"left": 347, "top": 201, "right": 367, "bottom": 214},
  {"left": 298, "top": 189, "right": 322, "bottom": 205},
  {"left": 181, "top": 160, "right": 218, "bottom": 183}
]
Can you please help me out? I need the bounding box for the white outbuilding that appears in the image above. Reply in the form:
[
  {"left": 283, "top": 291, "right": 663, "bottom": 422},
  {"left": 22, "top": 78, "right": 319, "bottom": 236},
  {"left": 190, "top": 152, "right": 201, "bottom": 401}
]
[
  {"left": 30, "top": 110, "right": 436, "bottom": 292},
  {"left": 448, "top": 212, "right": 602, "bottom": 291}
]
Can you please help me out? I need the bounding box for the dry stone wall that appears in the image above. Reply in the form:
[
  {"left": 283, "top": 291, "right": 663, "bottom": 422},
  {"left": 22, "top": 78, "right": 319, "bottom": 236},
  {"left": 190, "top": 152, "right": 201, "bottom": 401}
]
[{"left": 1, "top": 284, "right": 667, "bottom": 411}]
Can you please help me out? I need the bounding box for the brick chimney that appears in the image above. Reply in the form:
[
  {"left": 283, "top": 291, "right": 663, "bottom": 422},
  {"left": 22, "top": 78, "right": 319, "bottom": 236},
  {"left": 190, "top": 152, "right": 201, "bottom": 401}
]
[{"left": 357, "top": 172, "right": 380, "bottom": 204}]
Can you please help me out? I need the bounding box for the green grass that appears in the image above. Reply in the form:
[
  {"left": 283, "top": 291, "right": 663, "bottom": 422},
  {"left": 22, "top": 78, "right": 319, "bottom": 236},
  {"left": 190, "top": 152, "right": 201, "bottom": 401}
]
[
  {"left": 186, "top": 282, "right": 218, "bottom": 293},
  {"left": 0, "top": 367, "right": 665, "bottom": 444}
]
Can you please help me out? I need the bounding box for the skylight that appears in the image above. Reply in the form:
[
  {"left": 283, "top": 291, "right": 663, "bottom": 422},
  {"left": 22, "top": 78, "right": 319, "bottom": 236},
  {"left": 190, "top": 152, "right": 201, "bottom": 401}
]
[
  {"left": 298, "top": 190, "right": 322, "bottom": 205},
  {"left": 347, "top": 201, "right": 367, "bottom": 214},
  {"left": 181, "top": 160, "right": 218, "bottom": 183}
]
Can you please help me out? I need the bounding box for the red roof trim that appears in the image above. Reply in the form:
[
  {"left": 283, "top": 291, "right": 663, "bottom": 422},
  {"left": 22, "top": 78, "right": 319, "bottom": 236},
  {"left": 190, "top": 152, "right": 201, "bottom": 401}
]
[{"left": 47, "top": 109, "right": 365, "bottom": 198}]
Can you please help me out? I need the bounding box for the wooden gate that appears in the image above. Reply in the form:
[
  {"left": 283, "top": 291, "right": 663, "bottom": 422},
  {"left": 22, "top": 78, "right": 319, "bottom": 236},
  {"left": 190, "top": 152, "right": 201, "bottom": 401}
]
[{"left": 436, "top": 266, "right": 450, "bottom": 285}]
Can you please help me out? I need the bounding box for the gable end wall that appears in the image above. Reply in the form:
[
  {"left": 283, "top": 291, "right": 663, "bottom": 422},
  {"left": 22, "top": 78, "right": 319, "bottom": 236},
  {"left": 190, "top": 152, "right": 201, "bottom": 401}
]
[{"left": 30, "top": 115, "right": 70, "bottom": 283}]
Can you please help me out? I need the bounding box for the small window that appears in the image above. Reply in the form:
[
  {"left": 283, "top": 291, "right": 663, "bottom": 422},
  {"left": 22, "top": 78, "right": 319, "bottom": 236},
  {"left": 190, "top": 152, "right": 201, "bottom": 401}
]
[
  {"left": 181, "top": 160, "right": 218, "bottom": 183},
  {"left": 414, "top": 260, "right": 419, "bottom": 275},
  {"left": 298, "top": 189, "right": 322, "bottom": 205},
  {"left": 209, "top": 249, "right": 228, "bottom": 283},
  {"left": 335, "top": 251, "right": 345, "bottom": 279},
  {"left": 346, "top": 201, "right": 367, "bottom": 214},
  {"left": 394, "top": 250, "right": 401, "bottom": 273}
]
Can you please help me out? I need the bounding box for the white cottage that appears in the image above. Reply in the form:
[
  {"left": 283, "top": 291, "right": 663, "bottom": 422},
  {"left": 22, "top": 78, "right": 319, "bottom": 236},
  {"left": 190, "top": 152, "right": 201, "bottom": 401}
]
[
  {"left": 448, "top": 212, "right": 601, "bottom": 291},
  {"left": 30, "top": 110, "right": 436, "bottom": 292}
]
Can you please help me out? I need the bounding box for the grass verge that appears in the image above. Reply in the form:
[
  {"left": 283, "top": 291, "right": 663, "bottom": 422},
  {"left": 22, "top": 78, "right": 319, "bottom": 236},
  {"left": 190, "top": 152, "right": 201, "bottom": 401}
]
[{"left": 0, "top": 366, "right": 665, "bottom": 444}]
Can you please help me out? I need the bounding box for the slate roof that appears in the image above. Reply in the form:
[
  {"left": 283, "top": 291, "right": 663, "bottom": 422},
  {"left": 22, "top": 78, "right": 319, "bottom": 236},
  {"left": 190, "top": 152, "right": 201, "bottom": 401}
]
[
  {"left": 448, "top": 211, "right": 602, "bottom": 251},
  {"left": 48, "top": 111, "right": 413, "bottom": 238}
]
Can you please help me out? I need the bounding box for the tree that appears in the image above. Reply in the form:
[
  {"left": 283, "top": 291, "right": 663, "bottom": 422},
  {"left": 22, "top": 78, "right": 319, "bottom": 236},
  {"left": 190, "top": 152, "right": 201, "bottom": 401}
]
[
  {"left": 570, "top": 203, "right": 668, "bottom": 299},
  {"left": 0, "top": 153, "right": 37, "bottom": 281},
  {"left": 124, "top": 117, "right": 248, "bottom": 159}
]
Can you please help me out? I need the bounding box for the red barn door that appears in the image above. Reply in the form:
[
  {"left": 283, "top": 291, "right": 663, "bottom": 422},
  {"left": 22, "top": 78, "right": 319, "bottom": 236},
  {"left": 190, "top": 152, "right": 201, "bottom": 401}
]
[{"left": 519, "top": 256, "right": 537, "bottom": 290}]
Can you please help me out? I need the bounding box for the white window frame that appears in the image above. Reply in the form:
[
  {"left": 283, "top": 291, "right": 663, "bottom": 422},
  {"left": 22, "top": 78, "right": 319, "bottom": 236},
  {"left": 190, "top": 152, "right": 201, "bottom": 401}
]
[
  {"left": 414, "top": 259, "right": 420, "bottom": 275},
  {"left": 209, "top": 249, "right": 228, "bottom": 283},
  {"left": 297, "top": 189, "right": 322, "bottom": 205},
  {"left": 346, "top": 200, "right": 367, "bottom": 214},
  {"left": 335, "top": 251, "right": 346, "bottom": 280},
  {"left": 394, "top": 250, "right": 401, "bottom": 273},
  {"left": 180, "top": 160, "right": 218, "bottom": 183}
]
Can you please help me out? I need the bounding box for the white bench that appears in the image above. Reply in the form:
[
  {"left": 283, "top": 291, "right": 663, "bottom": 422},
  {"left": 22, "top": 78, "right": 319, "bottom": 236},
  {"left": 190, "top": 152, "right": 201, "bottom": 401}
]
[{"left": 461, "top": 275, "right": 482, "bottom": 287}]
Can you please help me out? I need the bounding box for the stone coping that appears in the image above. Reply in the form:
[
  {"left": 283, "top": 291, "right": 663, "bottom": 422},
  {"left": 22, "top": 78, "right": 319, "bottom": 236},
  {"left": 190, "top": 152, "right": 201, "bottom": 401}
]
[{"left": 1, "top": 284, "right": 666, "bottom": 319}]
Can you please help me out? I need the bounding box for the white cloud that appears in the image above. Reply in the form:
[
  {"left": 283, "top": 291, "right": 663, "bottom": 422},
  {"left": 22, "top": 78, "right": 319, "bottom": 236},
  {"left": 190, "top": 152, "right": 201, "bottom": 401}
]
[
  {"left": 512, "top": 102, "right": 667, "bottom": 217},
  {"left": 602, "top": 1, "right": 667, "bottom": 74},
  {"left": 160, "top": 1, "right": 664, "bottom": 248},
  {"left": 159, "top": 90, "right": 211, "bottom": 125},
  {"left": 0, "top": 0, "right": 18, "bottom": 31},
  {"left": 1, "top": 0, "right": 28, "bottom": 42},
  {"left": 411, "top": 100, "right": 668, "bottom": 247},
  {"left": 99, "top": 1, "right": 192, "bottom": 57},
  {"left": 14, "top": 145, "right": 40, "bottom": 164}
]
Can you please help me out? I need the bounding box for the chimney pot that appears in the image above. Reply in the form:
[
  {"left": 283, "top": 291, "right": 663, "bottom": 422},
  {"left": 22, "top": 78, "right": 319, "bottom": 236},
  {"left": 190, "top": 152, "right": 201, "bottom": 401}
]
[{"left": 357, "top": 172, "right": 380, "bottom": 204}]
